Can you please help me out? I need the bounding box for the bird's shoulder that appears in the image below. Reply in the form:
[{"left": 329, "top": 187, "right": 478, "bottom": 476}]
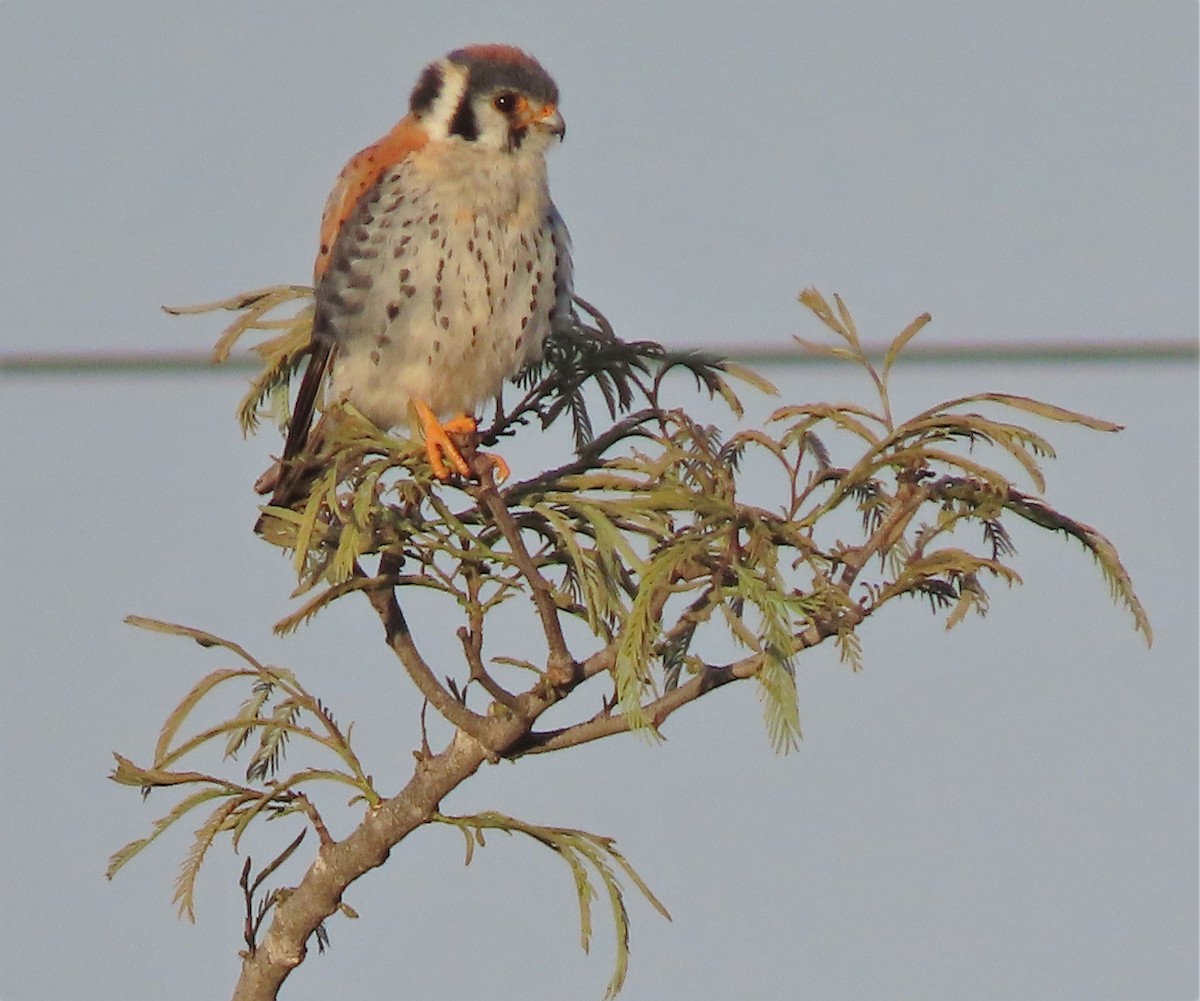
[{"left": 313, "top": 114, "right": 429, "bottom": 283}]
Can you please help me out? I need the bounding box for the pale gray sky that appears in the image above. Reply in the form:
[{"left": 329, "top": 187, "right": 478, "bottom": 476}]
[{"left": 1, "top": 4, "right": 1196, "bottom": 1001}]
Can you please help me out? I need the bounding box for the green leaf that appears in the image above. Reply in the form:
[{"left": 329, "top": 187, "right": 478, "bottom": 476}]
[
  {"left": 769, "top": 402, "right": 885, "bottom": 446},
  {"left": 614, "top": 544, "right": 688, "bottom": 736},
  {"left": 881, "top": 311, "right": 933, "bottom": 379},
  {"left": 225, "top": 680, "right": 274, "bottom": 760},
  {"left": 433, "top": 811, "right": 669, "bottom": 1000},
  {"left": 792, "top": 337, "right": 861, "bottom": 364},
  {"left": 106, "top": 781, "right": 236, "bottom": 881},
  {"left": 156, "top": 669, "right": 252, "bottom": 765},
  {"left": 718, "top": 361, "right": 779, "bottom": 396},
  {"left": 272, "top": 575, "right": 388, "bottom": 635},
  {"left": 175, "top": 798, "right": 245, "bottom": 922},
  {"left": 756, "top": 654, "right": 802, "bottom": 753},
  {"left": 945, "top": 574, "right": 989, "bottom": 630},
  {"left": 917, "top": 392, "right": 1123, "bottom": 432},
  {"left": 125, "top": 616, "right": 264, "bottom": 670},
  {"left": 727, "top": 563, "right": 802, "bottom": 752},
  {"left": 1083, "top": 531, "right": 1154, "bottom": 646},
  {"left": 836, "top": 629, "right": 864, "bottom": 671}
]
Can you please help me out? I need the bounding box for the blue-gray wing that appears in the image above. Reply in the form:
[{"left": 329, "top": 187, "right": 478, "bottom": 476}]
[{"left": 547, "top": 203, "right": 575, "bottom": 332}]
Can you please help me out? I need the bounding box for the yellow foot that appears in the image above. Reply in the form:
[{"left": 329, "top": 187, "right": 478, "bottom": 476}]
[
  {"left": 413, "top": 401, "right": 472, "bottom": 479},
  {"left": 441, "top": 414, "right": 478, "bottom": 436},
  {"left": 476, "top": 451, "right": 511, "bottom": 484},
  {"left": 411, "top": 404, "right": 509, "bottom": 483}
]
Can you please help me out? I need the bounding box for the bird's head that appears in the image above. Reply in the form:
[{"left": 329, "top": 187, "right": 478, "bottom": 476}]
[{"left": 410, "top": 44, "right": 564, "bottom": 155}]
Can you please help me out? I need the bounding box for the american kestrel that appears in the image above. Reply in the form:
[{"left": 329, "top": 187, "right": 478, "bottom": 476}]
[{"left": 267, "top": 44, "right": 572, "bottom": 504}]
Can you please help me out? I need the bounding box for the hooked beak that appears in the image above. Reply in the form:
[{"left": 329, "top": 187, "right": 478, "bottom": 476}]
[{"left": 529, "top": 102, "right": 566, "bottom": 140}]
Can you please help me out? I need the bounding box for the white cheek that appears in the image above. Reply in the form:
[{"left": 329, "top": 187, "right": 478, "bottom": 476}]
[
  {"left": 471, "top": 107, "right": 514, "bottom": 151},
  {"left": 422, "top": 61, "right": 469, "bottom": 142}
]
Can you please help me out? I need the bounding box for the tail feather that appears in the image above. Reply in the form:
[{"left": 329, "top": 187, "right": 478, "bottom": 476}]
[
  {"left": 254, "top": 341, "right": 334, "bottom": 531},
  {"left": 282, "top": 339, "right": 333, "bottom": 463}
]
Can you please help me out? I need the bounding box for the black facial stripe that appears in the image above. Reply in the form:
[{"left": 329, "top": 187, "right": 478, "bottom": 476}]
[
  {"left": 448, "top": 94, "right": 479, "bottom": 140},
  {"left": 409, "top": 63, "right": 443, "bottom": 115}
]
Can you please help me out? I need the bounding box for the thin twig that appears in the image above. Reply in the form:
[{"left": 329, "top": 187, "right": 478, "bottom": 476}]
[
  {"left": 364, "top": 556, "right": 497, "bottom": 744},
  {"left": 458, "top": 563, "right": 521, "bottom": 712},
  {"left": 500, "top": 408, "right": 661, "bottom": 502},
  {"left": 837, "top": 479, "right": 932, "bottom": 589},
  {"left": 472, "top": 477, "right": 576, "bottom": 686},
  {"left": 512, "top": 654, "right": 761, "bottom": 755},
  {"left": 289, "top": 793, "right": 333, "bottom": 848},
  {"left": 239, "top": 857, "right": 256, "bottom": 956}
]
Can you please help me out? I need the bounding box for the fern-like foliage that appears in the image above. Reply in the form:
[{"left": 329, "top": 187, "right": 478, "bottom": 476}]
[
  {"left": 434, "top": 810, "right": 671, "bottom": 1000},
  {"left": 108, "top": 616, "right": 376, "bottom": 933},
  {"left": 112, "top": 286, "right": 1150, "bottom": 1001}
]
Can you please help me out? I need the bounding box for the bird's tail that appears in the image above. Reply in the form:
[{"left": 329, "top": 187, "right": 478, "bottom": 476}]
[{"left": 254, "top": 340, "right": 334, "bottom": 531}]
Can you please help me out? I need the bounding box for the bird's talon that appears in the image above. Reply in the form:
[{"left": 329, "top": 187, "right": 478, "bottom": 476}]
[
  {"left": 414, "top": 401, "right": 472, "bottom": 479},
  {"left": 421, "top": 417, "right": 510, "bottom": 485},
  {"left": 479, "top": 452, "right": 510, "bottom": 484},
  {"left": 428, "top": 437, "right": 471, "bottom": 480}
]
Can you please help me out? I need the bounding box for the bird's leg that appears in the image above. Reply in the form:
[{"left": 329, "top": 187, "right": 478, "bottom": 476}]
[
  {"left": 441, "top": 414, "right": 478, "bottom": 435},
  {"left": 411, "top": 402, "right": 510, "bottom": 484}
]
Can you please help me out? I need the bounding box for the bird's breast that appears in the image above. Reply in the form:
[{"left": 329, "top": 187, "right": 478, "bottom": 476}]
[{"left": 318, "top": 153, "right": 559, "bottom": 430}]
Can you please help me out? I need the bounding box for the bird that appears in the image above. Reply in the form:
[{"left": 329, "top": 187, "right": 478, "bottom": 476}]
[{"left": 261, "top": 44, "right": 573, "bottom": 510}]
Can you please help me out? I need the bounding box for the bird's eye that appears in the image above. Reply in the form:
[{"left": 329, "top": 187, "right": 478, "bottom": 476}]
[{"left": 493, "top": 92, "right": 519, "bottom": 113}]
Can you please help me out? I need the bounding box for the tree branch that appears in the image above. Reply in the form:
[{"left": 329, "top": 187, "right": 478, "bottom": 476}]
[
  {"left": 231, "top": 727, "right": 492, "bottom": 1000},
  {"left": 499, "top": 409, "right": 660, "bottom": 501},
  {"left": 457, "top": 563, "right": 522, "bottom": 712},
  {"left": 363, "top": 556, "right": 496, "bottom": 744},
  {"left": 837, "top": 478, "right": 932, "bottom": 589},
  {"left": 472, "top": 479, "right": 576, "bottom": 686},
  {"left": 233, "top": 551, "right": 583, "bottom": 1000},
  {"left": 512, "top": 654, "right": 763, "bottom": 755},
  {"left": 511, "top": 596, "right": 861, "bottom": 758}
]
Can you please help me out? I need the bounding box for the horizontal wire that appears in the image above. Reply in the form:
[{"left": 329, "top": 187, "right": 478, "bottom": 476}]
[{"left": 1, "top": 340, "right": 1195, "bottom": 376}]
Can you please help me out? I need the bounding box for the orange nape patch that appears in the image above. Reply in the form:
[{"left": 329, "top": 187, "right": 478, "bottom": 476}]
[{"left": 313, "top": 115, "right": 429, "bottom": 283}]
